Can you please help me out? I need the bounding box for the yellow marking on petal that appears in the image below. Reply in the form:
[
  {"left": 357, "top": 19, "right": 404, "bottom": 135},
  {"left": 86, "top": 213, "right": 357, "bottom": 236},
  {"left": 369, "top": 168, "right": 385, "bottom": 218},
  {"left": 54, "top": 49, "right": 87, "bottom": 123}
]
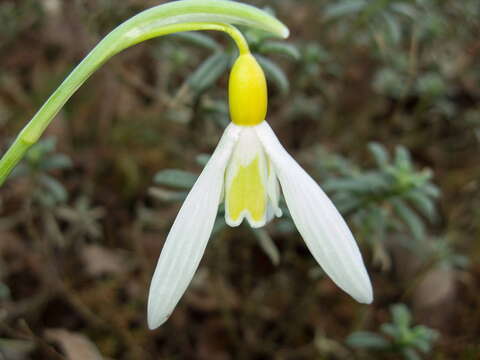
[
  {"left": 227, "top": 157, "right": 266, "bottom": 223},
  {"left": 228, "top": 54, "right": 267, "bottom": 126}
]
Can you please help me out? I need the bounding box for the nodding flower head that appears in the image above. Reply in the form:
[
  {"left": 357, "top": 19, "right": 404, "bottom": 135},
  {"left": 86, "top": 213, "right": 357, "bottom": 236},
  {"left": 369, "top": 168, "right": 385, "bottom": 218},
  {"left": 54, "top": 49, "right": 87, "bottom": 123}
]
[{"left": 147, "top": 50, "right": 373, "bottom": 330}]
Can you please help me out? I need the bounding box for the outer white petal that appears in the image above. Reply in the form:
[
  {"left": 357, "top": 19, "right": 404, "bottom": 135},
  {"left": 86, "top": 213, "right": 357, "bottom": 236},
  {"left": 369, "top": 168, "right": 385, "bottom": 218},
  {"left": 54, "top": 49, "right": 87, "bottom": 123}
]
[
  {"left": 147, "top": 124, "right": 241, "bottom": 329},
  {"left": 255, "top": 122, "right": 373, "bottom": 304}
]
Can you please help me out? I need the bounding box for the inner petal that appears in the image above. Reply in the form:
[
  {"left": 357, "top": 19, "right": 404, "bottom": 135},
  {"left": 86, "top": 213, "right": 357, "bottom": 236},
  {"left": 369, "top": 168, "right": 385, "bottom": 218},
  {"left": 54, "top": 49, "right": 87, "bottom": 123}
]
[{"left": 225, "top": 128, "right": 268, "bottom": 228}]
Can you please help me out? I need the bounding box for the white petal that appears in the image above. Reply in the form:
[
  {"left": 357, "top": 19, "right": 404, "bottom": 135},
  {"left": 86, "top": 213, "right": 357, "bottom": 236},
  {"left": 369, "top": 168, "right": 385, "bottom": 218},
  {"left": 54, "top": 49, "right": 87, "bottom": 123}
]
[
  {"left": 147, "top": 124, "right": 241, "bottom": 329},
  {"left": 255, "top": 122, "right": 373, "bottom": 304}
]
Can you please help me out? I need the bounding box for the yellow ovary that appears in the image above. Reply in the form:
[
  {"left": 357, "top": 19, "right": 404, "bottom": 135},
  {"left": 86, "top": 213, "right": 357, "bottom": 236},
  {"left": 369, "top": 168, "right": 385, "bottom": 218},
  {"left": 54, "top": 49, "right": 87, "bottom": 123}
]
[
  {"left": 228, "top": 54, "right": 268, "bottom": 126},
  {"left": 226, "top": 157, "right": 266, "bottom": 224}
]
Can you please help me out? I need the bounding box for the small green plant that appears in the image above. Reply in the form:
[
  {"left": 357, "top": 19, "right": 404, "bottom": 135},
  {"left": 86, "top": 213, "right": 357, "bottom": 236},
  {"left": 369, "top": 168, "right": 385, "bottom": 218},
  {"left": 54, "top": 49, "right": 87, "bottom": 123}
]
[
  {"left": 423, "top": 237, "right": 469, "bottom": 271},
  {"left": 324, "top": 0, "right": 422, "bottom": 45},
  {"left": 55, "top": 196, "right": 105, "bottom": 241},
  {"left": 347, "top": 303, "right": 439, "bottom": 359},
  {"left": 10, "top": 137, "right": 72, "bottom": 207},
  {"left": 316, "top": 142, "right": 439, "bottom": 246}
]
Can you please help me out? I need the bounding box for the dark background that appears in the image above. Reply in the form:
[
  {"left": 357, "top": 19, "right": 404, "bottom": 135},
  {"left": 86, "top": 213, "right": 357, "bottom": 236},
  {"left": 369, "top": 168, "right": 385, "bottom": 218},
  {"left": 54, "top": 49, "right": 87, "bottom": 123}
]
[{"left": 0, "top": 0, "right": 479, "bottom": 359}]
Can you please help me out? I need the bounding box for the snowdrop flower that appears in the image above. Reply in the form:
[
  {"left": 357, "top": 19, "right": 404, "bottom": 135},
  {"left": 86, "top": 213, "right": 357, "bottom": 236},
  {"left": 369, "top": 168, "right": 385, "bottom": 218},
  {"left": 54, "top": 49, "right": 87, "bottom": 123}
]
[{"left": 148, "top": 52, "right": 373, "bottom": 329}]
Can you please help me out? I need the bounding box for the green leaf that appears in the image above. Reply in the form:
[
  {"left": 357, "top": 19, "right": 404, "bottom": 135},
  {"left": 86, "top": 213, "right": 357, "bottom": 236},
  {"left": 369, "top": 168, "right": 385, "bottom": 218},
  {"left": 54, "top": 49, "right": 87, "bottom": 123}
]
[
  {"left": 382, "top": 13, "right": 402, "bottom": 44},
  {"left": 274, "top": 218, "right": 296, "bottom": 234},
  {"left": 368, "top": 142, "right": 390, "bottom": 168},
  {"left": 334, "top": 196, "right": 363, "bottom": 214},
  {"left": 324, "top": 0, "right": 366, "bottom": 19},
  {"left": 423, "top": 184, "right": 441, "bottom": 198},
  {"left": 381, "top": 323, "right": 400, "bottom": 338},
  {"left": 405, "top": 190, "right": 436, "bottom": 221},
  {"left": 346, "top": 331, "right": 390, "bottom": 349},
  {"left": 148, "top": 188, "right": 188, "bottom": 202},
  {"left": 10, "top": 164, "right": 28, "bottom": 178},
  {"left": 255, "top": 54, "right": 289, "bottom": 95},
  {"left": 413, "top": 325, "right": 439, "bottom": 343},
  {"left": 26, "top": 137, "right": 56, "bottom": 164},
  {"left": 395, "top": 146, "right": 413, "bottom": 171},
  {"left": 391, "top": 303, "right": 412, "bottom": 329},
  {"left": 324, "top": 173, "right": 389, "bottom": 194},
  {"left": 33, "top": 137, "right": 56, "bottom": 154},
  {"left": 373, "top": 67, "right": 407, "bottom": 98},
  {"left": 38, "top": 174, "right": 68, "bottom": 203},
  {"left": 391, "top": 199, "right": 425, "bottom": 240},
  {"left": 187, "top": 52, "right": 230, "bottom": 94},
  {"left": 172, "top": 31, "right": 221, "bottom": 51},
  {"left": 413, "top": 336, "right": 433, "bottom": 353},
  {"left": 153, "top": 169, "right": 198, "bottom": 189},
  {"left": 363, "top": 0, "right": 390, "bottom": 18},
  {"left": 391, "top": 3, "right": 419, "bottom": 19},
  {"left": 258, "top": 41, "right": 300, "bottom": 60},
  {"left": 451, "top": 254, "right": 469, "bottom": 269},
  {"left": 196, "top": 154, "right": 211, "bottom": 166},
  {"left": 41, "top": 154, "right": 73, "bottom": 171},
  {"left": 416, "top": 72, "right": 447, "bottom": 98}
]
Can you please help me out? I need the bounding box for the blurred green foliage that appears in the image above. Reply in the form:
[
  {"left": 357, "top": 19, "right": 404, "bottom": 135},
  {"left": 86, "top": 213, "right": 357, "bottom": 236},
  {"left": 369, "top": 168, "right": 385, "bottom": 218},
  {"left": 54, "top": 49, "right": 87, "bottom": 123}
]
[
  {"left": 347, "top": 303, "right": 439, "bottom": 360},
  {"left": 0, "top": 0, "right": 479, "bottom": 358},
  {"left": 320, "top": 142, "right": 439, "bottom": 244},
  {"left": 10, "top": 137, "right": 72, "bottom": 207}
]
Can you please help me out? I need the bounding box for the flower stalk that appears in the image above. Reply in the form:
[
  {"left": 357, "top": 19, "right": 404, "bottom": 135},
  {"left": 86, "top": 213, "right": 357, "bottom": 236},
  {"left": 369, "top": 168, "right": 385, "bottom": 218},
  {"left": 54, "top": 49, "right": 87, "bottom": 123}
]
[{"left": 0, "top": 0, "right": 288, "bottom": 185}]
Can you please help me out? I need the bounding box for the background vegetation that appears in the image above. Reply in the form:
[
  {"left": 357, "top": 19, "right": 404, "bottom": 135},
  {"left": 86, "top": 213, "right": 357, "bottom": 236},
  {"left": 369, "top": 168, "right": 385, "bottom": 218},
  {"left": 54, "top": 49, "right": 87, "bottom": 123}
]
[{"left": 0, "top": 0, "right": 479, "bottom": 359}]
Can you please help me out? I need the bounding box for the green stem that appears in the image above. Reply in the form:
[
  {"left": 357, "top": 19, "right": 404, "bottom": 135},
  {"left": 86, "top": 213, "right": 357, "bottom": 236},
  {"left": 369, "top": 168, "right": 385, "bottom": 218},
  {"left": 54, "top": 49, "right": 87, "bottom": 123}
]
[
  {"left": 0, "top": 138, "right": 32, "bottom": 181},
  {"left": 0, "top": 0, "right": 288, "bottom": 185}
]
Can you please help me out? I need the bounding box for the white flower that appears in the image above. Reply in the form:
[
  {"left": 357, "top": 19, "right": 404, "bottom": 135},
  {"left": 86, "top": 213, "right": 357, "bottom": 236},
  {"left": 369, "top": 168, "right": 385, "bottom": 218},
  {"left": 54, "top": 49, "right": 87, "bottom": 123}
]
[
  {"left": 147, "top": 120, "right": 373, "bottom": 329},
  {"left": 147, "top": 53, "right": 372, "bottom": 329}
]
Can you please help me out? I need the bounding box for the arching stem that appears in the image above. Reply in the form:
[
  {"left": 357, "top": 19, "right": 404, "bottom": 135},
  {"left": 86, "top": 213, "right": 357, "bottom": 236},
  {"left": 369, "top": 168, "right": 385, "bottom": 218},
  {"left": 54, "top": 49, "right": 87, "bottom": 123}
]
[
  {"left": 0, "top": 0, "right": 289, "bottom": 185},
  {"left": 0, "top": 23, "right": 248, "bottom": 185}
]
